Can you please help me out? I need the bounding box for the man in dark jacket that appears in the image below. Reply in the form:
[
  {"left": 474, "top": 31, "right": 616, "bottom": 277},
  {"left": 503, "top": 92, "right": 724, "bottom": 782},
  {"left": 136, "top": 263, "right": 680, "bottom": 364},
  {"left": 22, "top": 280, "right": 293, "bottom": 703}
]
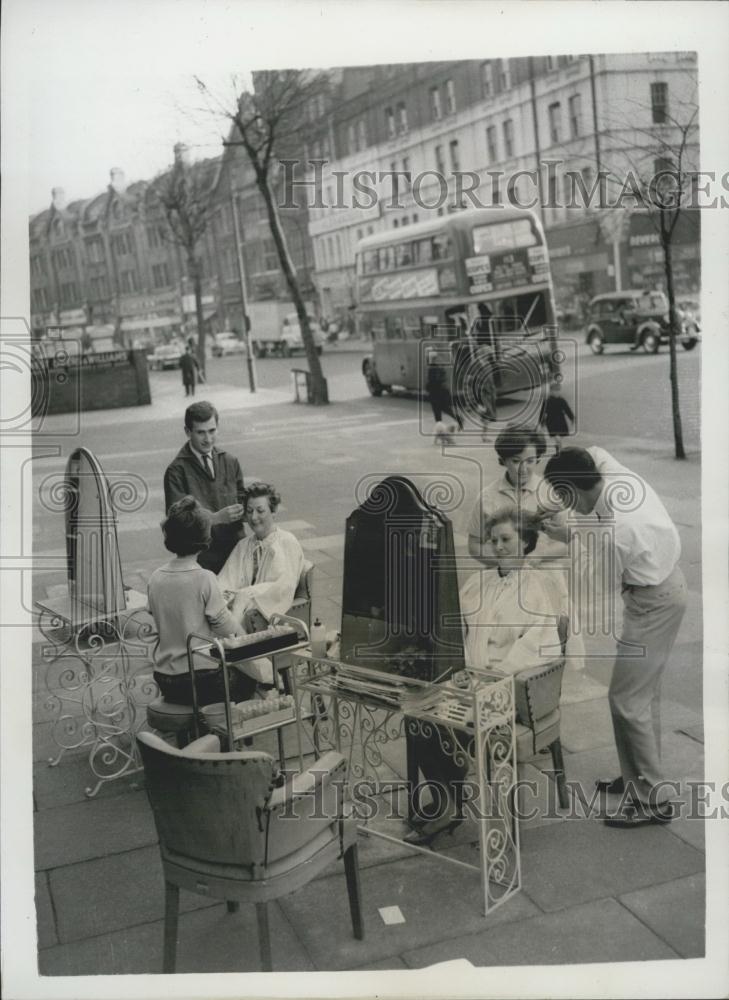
[{"left": 163, "top": 400, "right": 245, "bottom": 573}]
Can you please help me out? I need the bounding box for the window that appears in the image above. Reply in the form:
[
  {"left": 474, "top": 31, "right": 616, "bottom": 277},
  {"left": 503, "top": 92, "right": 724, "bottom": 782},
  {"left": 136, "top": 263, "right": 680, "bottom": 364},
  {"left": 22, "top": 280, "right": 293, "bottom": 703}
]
[
  {"left": 651, "top": 82, "right": 668, "bottom": 124},
  {"left": 546, "top": 55, "right": 557, "bottom": 72},
  {"left": 392, "top": 219, "right": 399, "bottom": 229},
  {"left": 221, "top": 247, "right": 236, "bottom": 281},
  {"left": 90, "top": 274, "right": 110, "bottom": 299},
  {"left": 348, "top": 124, "right": 357, "bottom": 155},
  {"left": 366, "top": 225, "right": 374, "bottom": 236},
  {"left": 481, "top": 61, "right": 494, "bottom": 98},
  {"left": 317, "top": 94, "right": 326, "bottom": 117},
  {"left": 312, "top": 140, "right": 322, "bottom": 159},
  {"left": 412, "top": 213, "right": 419, "bottom": 224},
  {"left": 397, "top": 102, "right": 408, "bottom": 133},
  {"left": 152, "top": 262, "right": 170, "bottom": 288},
  {"left": 112, "top": 230, "right": 134, "bottom": 256},
  {"left": 502, "top": 119, "right": 514, "bottom": 158},
  {"left": 486, "top": 125, "right": 498, "bottom": 162},
  {"left": 499, "top": 58, "right": 511, "bottom": 90},
  {"left": 402, "top": 157, "right": 411, "bottom": 191},
  {"left": 119, "top": 270, "right": 138, "bottom": 293},
  {"left": 263, "top": 239, "right": 278, "bottom": 271},
  {"left": 358, "top": 118, "right": 367, "bottom": 149},
  {"left": 449, "top": 139, "right": 460, "bottom": 171},
  {"left": 435, "top": 144, "right": 446, "bottom": 174},
  {"left": 85, "top": 237, "right": 105, "bottom": 263},
  {"left": 326, "top": 237, "right": 334, "bottom": 266},
  {"left": 430, "top": 86, "right": 442, "bottom": 121},
  {"left": 356, "top": 228, "right": 363, "bottom": 243},
  {"left": 53, "top": 247, "right": 74, "bottom": 270},
  {"left": 385, "top": 107, "right": 396, "bottom": 138},
  {"left": 33, "top": 287, "right": 49, "bottom": 310},
  {"left": 30, "top": 255, "right": 46, "bottom": 278},
  {"left": 548, "top": 102, "right": 562, "bottom": 144},
  {"left": 568, "top": 94, "right": 582, "bottom": 138},
  {"left": 446, "top": 79, "right": 456, "bottom": 114},
  {"left": 60, "top": 281, "right": 80, "bottom": 305}
]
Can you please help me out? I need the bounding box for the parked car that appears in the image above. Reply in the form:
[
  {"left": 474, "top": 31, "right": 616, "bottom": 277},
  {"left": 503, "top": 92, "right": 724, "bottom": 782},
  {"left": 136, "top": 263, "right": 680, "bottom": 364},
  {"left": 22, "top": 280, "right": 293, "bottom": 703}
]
[
  {"left": 211, "top": 332, "right": 246, "bottom": 357},
  {"left": 149, "top": 343, "right": 183, "bottom": 370},
  {"left": 584, "top": 290, "right": 700, "bottom": 355},
  {"left": 279, "top": 314, "right": 324, "bottom": 357}
]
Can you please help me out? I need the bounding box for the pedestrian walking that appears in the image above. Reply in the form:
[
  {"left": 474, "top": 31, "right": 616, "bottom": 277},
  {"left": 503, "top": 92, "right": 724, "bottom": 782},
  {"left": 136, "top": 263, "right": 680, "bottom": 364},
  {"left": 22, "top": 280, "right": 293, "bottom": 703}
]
[
  {"left": 543, "top": 446, "right": 687, "bottom": 827},
  {"left": 179, "top": 344, "right": 199, "bottom": 397},
  {"left": 163, "top": 401, "right": 246, "bottom": 574},
  {"left": 539, "top": 381, "right": 575, "bottom": 454},
  {"left": 425, "top": 347, "right": 463, "bottom": 445}
]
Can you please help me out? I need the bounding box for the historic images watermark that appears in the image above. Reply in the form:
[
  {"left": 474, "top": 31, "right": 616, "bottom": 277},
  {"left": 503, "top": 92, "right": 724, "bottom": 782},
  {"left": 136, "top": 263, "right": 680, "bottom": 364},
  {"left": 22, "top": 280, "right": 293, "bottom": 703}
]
[
  {"left": 278, "top": 159, "right": 729, "bottom": 213},
  {"left": 277, "top": 775, "right": 729, "bottom": 823}
]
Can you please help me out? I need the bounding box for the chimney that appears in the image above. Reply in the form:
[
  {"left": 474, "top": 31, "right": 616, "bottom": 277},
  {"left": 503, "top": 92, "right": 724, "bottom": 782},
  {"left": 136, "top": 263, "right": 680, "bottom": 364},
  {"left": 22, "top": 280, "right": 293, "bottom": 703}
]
[
  {"left": 110, "top": 168, "right": 127, "bottom": 194},
  {"left": 52, "top": 187, "right": 66, "bottom": 211},
  {"left": 174, "top": 142, "right": 191, "bottom": 167}
]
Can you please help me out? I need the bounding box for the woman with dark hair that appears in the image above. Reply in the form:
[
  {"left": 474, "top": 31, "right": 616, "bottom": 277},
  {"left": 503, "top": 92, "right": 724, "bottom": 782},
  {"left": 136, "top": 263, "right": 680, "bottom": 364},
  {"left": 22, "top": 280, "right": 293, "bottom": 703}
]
[
  {"left": 147, "top": 496, "right": 256, "bottom": 706},
  {"left": 217, "top": 483, "right": 305, "bottom": 683},
  {"left": 406, "top": 508, "right": 563, "bottom": 845}
]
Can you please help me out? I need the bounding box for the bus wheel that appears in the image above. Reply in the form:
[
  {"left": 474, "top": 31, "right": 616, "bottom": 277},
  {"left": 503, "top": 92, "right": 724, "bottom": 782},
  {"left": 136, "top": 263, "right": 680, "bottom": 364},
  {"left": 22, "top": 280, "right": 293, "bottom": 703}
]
[
  {"left": 588, "top": 331, "right": 604, "bottom": 355},
  {"left": 364, "top": 362, "right": 383, "bottom": 396},
  {"left": 641, "top": 330, "right": 660, "bottom": 354}
]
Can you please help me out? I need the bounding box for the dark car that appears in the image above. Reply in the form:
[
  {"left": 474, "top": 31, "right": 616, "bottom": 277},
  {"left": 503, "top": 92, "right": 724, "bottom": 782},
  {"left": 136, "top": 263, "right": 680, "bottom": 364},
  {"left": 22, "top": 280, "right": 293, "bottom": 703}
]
[{"left": 585, "top": 290, "right": 700, "bottom": 355}]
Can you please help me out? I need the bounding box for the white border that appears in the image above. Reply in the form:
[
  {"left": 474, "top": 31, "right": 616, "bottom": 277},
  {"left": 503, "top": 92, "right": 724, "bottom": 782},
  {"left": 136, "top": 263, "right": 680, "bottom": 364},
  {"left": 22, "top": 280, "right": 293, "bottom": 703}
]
[{"left": 2, "top": 2, "right": 728, "bottom": 998}]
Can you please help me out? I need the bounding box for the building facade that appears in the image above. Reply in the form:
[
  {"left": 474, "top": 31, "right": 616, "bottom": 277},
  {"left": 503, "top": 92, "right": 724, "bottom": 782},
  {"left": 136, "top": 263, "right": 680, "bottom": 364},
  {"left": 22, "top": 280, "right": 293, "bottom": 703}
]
[{"left": 302, "top": 53, "right": 700, "bottom": 315}]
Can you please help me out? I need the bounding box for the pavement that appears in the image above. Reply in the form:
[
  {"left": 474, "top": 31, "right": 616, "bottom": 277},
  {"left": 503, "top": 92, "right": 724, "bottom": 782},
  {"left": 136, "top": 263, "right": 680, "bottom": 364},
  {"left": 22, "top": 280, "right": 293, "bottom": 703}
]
[{"left": 27, "top": 353, "right": 709, "bottom": 984}]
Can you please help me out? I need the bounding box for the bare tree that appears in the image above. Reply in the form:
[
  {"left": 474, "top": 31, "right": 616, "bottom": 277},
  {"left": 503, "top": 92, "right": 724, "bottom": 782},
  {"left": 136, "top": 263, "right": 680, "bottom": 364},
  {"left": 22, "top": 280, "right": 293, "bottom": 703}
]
[
  {"left": 593, "top": 76, "right": 699, "bottom": 459},
  {"left": 196, "top": 70, "right": 330, "bottom": 404},
  {"left": 151, "top": 146, "right": 217, "bottom": 375}
]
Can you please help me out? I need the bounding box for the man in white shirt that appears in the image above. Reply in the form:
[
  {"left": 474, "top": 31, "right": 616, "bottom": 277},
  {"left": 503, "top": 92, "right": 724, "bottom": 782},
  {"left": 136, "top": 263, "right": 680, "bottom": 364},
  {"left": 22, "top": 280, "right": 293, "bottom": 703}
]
[{"left": 543, "top": 446, "right": 687, "bottom": 826}]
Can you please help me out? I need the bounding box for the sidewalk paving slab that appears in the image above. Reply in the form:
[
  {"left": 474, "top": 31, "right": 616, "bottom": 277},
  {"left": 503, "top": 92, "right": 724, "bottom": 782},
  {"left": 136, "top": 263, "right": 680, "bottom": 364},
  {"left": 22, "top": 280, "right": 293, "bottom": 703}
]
[
  {"left": 510, "top": 818, "right": 704, "bottom": 913},
  {"left": 48, "top": 845, "right": 218, "bottom": 945},
  {"left": 35, "top": 872, "right": 58, "bottom": 949},
  {"left": 39, "top": 898, "right": 315, "bottom": 975},
  {"left": 34, "top": 789, "right": 157, "bottom": 870},
  {"left": 278, "top": 853, "right": 540, "bottom": 971},
  {"left": 400, "top": 896, "right": 679, "bottom": 968},
  {"left": 33, "top": 756, "right": 142, "bottom": 811},
  {"left": 618, "top": 872, "right": 705, "bottom": 960}
]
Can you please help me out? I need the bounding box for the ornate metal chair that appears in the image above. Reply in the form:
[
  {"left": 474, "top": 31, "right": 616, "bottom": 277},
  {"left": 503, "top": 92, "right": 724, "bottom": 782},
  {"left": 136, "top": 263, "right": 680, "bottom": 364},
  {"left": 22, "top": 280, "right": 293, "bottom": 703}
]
[{"left": 137, "top": 731, "right": 364, "bottom": 972}]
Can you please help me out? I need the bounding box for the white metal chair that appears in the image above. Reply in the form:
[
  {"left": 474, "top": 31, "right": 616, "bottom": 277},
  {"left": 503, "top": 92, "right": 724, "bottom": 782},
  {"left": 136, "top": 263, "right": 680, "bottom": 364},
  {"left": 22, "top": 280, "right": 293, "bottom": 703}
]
[{"left": 137, "top": 731, "right": 364, "bottom": 972}]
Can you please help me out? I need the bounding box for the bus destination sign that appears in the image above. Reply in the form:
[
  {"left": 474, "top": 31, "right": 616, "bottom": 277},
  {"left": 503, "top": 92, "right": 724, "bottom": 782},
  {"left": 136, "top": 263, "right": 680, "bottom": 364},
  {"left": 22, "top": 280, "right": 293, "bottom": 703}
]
[{"left": 466, "top": 246, "right": 549, "bottom": 295}]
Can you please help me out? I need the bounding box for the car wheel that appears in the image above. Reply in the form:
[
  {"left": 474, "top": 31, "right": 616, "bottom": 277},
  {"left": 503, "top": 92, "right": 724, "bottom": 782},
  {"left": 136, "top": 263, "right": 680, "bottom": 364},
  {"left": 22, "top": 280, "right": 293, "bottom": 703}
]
[
  {"left": 587, "top": 331, "right": 604, "bottom": 355},
  {"left": 364, "top": 361, "right": 383, "bottom": 396},
  {"left": 682, "top": 337, "right": 698, "bottom": 351},
  {"left": 641, "top": 330, "right": 660, "bottom": 354}
]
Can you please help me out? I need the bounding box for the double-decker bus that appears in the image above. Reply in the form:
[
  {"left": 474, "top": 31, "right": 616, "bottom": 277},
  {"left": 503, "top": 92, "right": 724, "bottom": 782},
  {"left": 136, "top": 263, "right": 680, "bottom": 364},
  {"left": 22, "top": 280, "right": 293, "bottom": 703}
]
[{"left": 355, "top": 207, "right": 558, "bottom": 403}]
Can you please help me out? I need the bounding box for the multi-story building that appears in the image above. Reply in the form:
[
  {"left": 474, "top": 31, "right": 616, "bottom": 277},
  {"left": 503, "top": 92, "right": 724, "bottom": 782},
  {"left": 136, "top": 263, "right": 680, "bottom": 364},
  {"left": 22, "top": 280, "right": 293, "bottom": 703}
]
[{"left": 303, "top": 53, "right": 700, "bottom": 315}]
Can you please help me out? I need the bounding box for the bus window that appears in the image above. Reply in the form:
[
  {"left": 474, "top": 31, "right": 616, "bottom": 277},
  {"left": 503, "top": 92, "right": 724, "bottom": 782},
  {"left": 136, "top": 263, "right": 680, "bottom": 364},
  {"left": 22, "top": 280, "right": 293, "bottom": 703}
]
[
  {"left": 415, "top": 238, "right": 433, "bottom": 264},
  {"left": 395, "top": 242, "right": 413, "bottom": 268},
  {"left": 362, "top": 249, "right": 379, "bottom": 274},
  {"left": 473, "top": 218, "right": 536, "bottom": 254},
  {"left": 432, "top": 234, "right": 452, "bottom": 260},
  {"left": 403, "top": 314, "right": 423, "bottom": 338},
  {"left": 379, "top": 246, "right": 395, "bottom": 272},
  {"left": 372, "top": 322, "right": 387, "bottom": 342}
]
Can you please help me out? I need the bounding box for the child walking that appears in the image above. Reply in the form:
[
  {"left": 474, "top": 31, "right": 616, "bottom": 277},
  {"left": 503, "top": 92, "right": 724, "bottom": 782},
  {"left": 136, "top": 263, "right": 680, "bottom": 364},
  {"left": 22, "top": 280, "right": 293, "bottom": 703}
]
[{"left": 539, "top": 381, "right": 575, "bottom": 455}]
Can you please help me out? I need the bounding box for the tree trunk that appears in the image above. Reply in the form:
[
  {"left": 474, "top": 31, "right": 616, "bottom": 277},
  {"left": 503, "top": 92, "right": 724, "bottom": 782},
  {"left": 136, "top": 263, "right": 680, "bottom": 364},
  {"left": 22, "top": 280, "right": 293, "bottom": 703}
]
[
  {"left": 189, "top": 256, "right": 206, "bottom": 378},
  {"left": 661, "top": 213, "right": 686, "bottom": 460},
  {"left": 258, "top": 175, "right": 328, "bottom": 404}
]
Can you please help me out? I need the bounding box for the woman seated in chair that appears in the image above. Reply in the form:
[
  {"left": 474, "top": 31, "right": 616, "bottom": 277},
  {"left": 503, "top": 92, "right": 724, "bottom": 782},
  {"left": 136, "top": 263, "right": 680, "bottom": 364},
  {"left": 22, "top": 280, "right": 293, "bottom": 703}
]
[
  {"left": 407, "top": 508, "right": 563, "bottom": 844},
  {"left": 148, "top": 496, "right": 257, "bottom": 707},
  {"left": 216, "top": 484, "right": 305, "bottom": 687}
]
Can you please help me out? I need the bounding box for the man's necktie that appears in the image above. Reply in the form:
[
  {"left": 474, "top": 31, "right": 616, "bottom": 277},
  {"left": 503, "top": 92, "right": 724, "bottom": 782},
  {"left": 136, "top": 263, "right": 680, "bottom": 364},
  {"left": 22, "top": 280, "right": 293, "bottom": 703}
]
[{"left": 203, "top": 454, "right": 214, "bottom": 479}]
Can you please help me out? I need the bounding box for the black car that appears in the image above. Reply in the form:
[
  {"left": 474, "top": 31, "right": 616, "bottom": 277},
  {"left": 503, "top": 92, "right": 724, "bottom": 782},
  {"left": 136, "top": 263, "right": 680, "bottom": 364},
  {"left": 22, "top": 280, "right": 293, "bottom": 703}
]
[{"left": 585, "top": 290, "right": 700, "bottom": 355}]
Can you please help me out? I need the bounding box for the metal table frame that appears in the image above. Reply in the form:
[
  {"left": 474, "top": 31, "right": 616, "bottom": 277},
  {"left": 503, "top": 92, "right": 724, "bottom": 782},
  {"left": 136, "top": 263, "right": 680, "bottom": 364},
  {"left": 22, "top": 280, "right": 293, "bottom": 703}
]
[{"left": 290, "top": 653, "right": 521, "bottom": 916}]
